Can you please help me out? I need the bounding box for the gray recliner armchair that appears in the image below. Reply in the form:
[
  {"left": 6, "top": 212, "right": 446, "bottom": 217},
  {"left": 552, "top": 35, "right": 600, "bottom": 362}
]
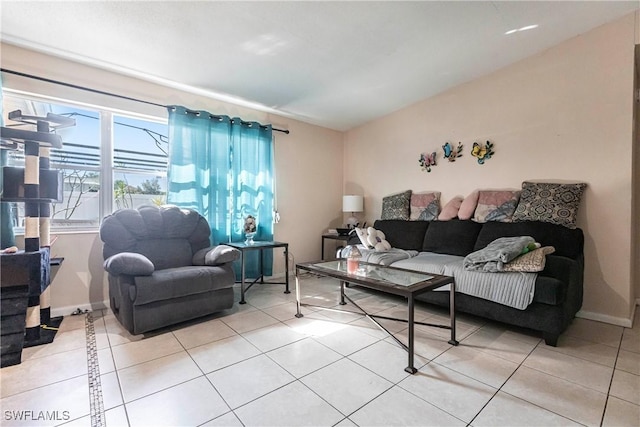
[{"left": 100, "top": 205, "right": 240, "bottom": 335}]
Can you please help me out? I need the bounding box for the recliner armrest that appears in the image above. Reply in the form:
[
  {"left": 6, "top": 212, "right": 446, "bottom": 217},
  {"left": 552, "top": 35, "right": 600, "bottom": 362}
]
[
  {"left": 193, "top": 245, "right": 240, "bottom": 266},
  {"left": 104, "top": 252, "right": 155, "bottom": 276}
]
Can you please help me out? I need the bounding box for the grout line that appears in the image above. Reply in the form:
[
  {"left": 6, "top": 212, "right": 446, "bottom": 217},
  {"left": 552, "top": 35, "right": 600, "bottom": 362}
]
[{"left": 85, "top": 311, "right": 106, "bottom": 427}]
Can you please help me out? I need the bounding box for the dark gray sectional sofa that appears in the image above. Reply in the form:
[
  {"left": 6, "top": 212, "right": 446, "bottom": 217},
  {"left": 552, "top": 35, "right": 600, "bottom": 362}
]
[{"left": 360, "top": 219, "right": 584, "bottom": 346}]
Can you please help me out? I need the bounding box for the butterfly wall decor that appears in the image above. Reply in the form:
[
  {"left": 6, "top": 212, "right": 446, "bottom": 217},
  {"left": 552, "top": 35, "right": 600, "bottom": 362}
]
[
  {"left": 471, "top": 141, "right": 494, "bottom": 164},
  {"left": 443, "top": 142, "right": 463, "bottom": 162},
  {"left": 419, "top": 151, "right": 437, "bottom": 172}
]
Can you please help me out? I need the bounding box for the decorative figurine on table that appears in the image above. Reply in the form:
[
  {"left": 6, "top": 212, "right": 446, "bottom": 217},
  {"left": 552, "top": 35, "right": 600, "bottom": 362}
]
[{"left": 243, "top": 215, "right": 257, "bottom": 244}]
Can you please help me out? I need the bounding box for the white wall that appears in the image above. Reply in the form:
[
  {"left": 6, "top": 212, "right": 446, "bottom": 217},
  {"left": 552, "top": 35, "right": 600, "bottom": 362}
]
[
  {"left": 345, "top": 13, "right": 637, "bottom": 326},
  {"left": 2, "top": 43, "right": 344, "bottom": 315}
]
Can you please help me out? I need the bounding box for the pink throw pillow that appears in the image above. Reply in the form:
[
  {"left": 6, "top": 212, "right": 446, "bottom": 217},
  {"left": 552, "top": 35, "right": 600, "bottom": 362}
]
[
  {"left": 438, "top": 196, "right": 463, "bottom": 220},
  {"left": 458, "top": 190, "right": 479, "bottom": 220}
]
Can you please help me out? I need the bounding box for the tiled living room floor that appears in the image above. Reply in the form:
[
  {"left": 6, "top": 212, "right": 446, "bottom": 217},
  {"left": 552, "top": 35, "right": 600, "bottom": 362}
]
[{"left": 1, "top": 274, "right": 639, "bottom": 427}]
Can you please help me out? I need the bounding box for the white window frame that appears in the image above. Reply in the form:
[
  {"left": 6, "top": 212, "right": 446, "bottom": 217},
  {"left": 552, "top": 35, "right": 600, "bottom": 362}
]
[{"left": 2, "top": 89, "right": 168, "bottom": 233}]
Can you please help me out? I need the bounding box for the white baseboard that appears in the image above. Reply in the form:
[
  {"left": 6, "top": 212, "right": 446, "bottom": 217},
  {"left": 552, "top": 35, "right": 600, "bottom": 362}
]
[
  {"left": 576, "top": 308, "right": 634, "bottom": 328},
  {"left": 52, "top": 301, "right": 108, "bottom": 318}
]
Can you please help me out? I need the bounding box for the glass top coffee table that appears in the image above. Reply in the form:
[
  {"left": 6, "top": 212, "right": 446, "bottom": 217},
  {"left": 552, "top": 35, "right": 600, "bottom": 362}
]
[{"left": 295, "top": 260, "right": 458, "bottom": 374}]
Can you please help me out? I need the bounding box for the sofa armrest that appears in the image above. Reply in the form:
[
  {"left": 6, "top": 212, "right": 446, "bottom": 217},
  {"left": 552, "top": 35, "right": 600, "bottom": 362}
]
[
  {"left": 104, "top": 252, "right": 155, "bottom": 276},
  {"left": 193, "top": 245, "right": 240, "bottom": 266}
]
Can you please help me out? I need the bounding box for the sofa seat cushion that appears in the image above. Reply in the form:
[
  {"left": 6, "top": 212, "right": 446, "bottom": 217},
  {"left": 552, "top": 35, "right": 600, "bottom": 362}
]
[
  {"left": 391, "top": 252, "right": 463, "bottom": 275},
  {"left": 533, "top": 276, "right": 565, "bottom": 305},
  {"left": 132, "top": 265, "right": 234, "bottom": 305}
]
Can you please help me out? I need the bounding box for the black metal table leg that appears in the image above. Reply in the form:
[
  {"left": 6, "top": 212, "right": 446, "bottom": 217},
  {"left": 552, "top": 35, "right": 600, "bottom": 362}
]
[
  {"left": 448, "top": 280, "right": 459, "bottom": 346},
  {"left": 284, "top": 245, "right": 290, "bottom": 294},
  {"left": 340, "top": 281, "right": 346, "bottom": 305},
  {"left": 295, "top": 267, "right": 303, "bottom": 318},
  {"left": 239, "top": 251, "right": 247, "bottom": 304},
  {"left": 405, "top": 295, "right": 417, "bottom": 374}
]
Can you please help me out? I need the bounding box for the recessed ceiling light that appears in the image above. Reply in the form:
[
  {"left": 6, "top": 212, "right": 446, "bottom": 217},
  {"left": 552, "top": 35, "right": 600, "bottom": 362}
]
[{"left": 504, "top": 24, "right": 539, "bottom": 35}]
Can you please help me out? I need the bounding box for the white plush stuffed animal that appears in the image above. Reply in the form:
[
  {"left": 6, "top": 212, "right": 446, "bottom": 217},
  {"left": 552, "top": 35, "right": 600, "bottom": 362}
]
[{"left": 356, "top": 227, "right": 391, "bottom": 251}]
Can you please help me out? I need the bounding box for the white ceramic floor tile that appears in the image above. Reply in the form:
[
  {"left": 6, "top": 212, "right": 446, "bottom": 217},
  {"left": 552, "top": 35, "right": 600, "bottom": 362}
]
[
  {"left": 389, "top": 326, "right": 453, "bottom": 361},
  {"left": 188, "top": 335, "right": 260, "bottom": 374},
  {"left": 101, "top": 371, "right": 124, "bottom": 410},
  {"left": 20, "top": 327, "right": 87, "bottom": 361},
  {"left": 101, "top": 312, "right": 145, "bottom": 347},
  {"left": 549, "top": 334, "right": 620, "bottom": 367},
  {"left": 313, "top": 324, "right": 380, "bottom": 356},
  {"left": 241, "top": 322, "right": 306, "bottom": 352},
  {"left": 105, "top": 405, "right": 129, "bottom": 427},
  {"left": 97, "top": 347, "right": 115, "bottom": 375},
  {"left": 563, "top": 318, "right": 624, "bottom": 347},
  {"left": 1, "top": 347, "right": 88, "bottom": 398},
  {"left": 200, "top": 410, "right": 243, "bottom": 426},
  {"left": 233, "top": 380, "right": 344, "bottom": 426},
  {"left": 602, "top": 396, "right": 640, "bottom": 427},
  {"left": 206, "top": 354, "right": 295, "bottom": 409},
  {"left": 349, "top": 339, "right": 426, "bottom": 383},
  {"left": 171, "top": 318, "right": 237, "bottom": 349},
  {"left": 220, "top": 310, "right": 279, "bottom": 334},
  {"left": 523, "top": 346, "right": 613, "bottom": 393},
  {"left": 111, "top": 332, "right": 184, "bottom": 370},
  {"left": 502, "top": 366, "right": 607, "bottom": 426},
  {"left": 399, "top": 362, "right": 497, "bottom": 423},
  {"left": 350, "top": 385, "right": 465, "bottom": 426},
  {"left": 260, "top": 301, "right": 314, "bottom": 321},
  {"left": 266, "top": 337, "right": 343, "bottom": 378},
  {"left": 609, "top": 369, "right": 640, "bottom": 405},
  {"left": 472, "top": 391, "right": 582, "bottom": 426},
  {"left": 461, "top": 326, "right": 537, "bottom": 364},
  {"left": 434, "top": 344, "right": 519, "bottom": 388},
  {"left": 125, "top": 377, "right": 229, "bottom": 426},
  {"left": 617, "top": 348, "right": 640, "bottom": 375},
  {"left": 0, "top": 375, "right": 89, "bottom": 426},
  {"left": 301, "top": 358, "right": 393, "bottom": 415},
  {"left": 117, "top": 351, "right": 202, "bottom": 403},
  {"left": 621, "top": 327, "right": 640, "bottom": 353}
]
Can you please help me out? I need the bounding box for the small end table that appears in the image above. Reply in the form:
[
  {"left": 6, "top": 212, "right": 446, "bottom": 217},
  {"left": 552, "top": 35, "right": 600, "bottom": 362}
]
[
  {"left": 321, "top": 233, "right": 349, "bottom": 260},
  {"left": 226, "top": 241, "right": 289, "bottom": 304}
]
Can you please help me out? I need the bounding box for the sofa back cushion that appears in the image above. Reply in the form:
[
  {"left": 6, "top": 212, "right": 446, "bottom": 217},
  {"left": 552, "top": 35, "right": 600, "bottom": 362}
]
[
  {"left": 474, "top": 221, "right": 583, "bottom": 259},
  {"left": 422, "top": 220, "right": 483, "bottom": 256},
  {"left": 373, "top": 220, "right": 429, "bottom": 251}
]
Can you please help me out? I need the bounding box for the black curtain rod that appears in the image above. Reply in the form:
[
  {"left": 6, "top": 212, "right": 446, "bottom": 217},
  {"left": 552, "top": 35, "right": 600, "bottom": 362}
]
[{"left": 0, "top": 68, "right": 290, "bottom": 134}]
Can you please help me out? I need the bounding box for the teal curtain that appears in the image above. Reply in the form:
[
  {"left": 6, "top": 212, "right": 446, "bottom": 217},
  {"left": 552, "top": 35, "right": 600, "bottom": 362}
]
[
  {"left": 0, "top": 75, "right": 17, "bottom": 249},
  {"left": 166, "top": 106, "right": 274, "bottom": 278}
]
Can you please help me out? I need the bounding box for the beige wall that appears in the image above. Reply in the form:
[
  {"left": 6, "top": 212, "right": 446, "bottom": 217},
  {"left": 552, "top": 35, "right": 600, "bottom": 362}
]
[
  {"left": 1, "top": 43, "right": 344, "bottom": 315},
  {"left": 345, "top": 14, "right": 637, "bottom": 325}
]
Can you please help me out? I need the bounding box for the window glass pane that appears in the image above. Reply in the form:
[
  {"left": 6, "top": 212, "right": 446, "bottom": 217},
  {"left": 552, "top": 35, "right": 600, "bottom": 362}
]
[
  {"left": 113, "top": 115, "right": 168, "bottom": 173},
  {"left": 112, "top": 114, "right": 167, "bottom": 212},
  {"left": 2, "top": 94, "right": 101, "bottom": 229},
  {"left": 113, "top": 171, "right": 167, "bottom": 210}
]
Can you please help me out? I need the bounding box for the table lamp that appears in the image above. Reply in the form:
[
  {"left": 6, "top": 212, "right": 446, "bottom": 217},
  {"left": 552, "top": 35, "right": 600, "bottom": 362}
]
[{"left": 342, "top": 195, "right": 364, "bottom": 228}]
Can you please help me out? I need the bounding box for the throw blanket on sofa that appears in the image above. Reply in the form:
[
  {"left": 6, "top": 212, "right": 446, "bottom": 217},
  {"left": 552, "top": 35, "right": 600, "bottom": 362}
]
[
  {"left": 444, "top": 260, "right": 537, "bottom": 310},
  {"left": 463, "top": 236, "right": 535, "bottom": 272}
]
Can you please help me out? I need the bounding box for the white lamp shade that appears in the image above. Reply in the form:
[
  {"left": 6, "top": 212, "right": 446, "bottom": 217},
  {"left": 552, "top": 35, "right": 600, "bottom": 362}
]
[{"left": 342, "top": 195, "right": 364, "bottom": 213}]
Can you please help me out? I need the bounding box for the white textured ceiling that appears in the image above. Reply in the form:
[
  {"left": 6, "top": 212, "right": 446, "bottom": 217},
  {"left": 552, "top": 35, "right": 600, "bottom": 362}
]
[{"left": 1, "top": 1, "right": 638, "bottom": 131}]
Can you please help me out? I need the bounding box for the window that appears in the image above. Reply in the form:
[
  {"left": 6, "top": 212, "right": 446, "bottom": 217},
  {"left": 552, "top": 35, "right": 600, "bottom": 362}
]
[{"left": 2, "top": 92, "right": 168, "bottom": 231}]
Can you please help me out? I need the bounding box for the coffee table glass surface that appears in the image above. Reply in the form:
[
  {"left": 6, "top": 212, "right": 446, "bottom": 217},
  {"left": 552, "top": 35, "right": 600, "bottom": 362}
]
[{"left": 295, "top": 259, "right": 458, "bottom": 374}]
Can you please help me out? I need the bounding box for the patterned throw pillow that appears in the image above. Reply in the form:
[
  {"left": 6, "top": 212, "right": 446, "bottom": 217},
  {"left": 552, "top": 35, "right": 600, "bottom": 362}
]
[
  {"left": 502, "top": 246, "right": 555, "bottom": 272},
  {"left": 513, "top": 182, "right": 587, "bottom": 229},
  {"left": 381, "top": 190, "right": 412, "bottom": 220},
  {"left": 410, "top": 191, "right": 441, "bottom": 221},
  {"left": 474, "top": 190, "right": 521, "bottom": 223}
]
